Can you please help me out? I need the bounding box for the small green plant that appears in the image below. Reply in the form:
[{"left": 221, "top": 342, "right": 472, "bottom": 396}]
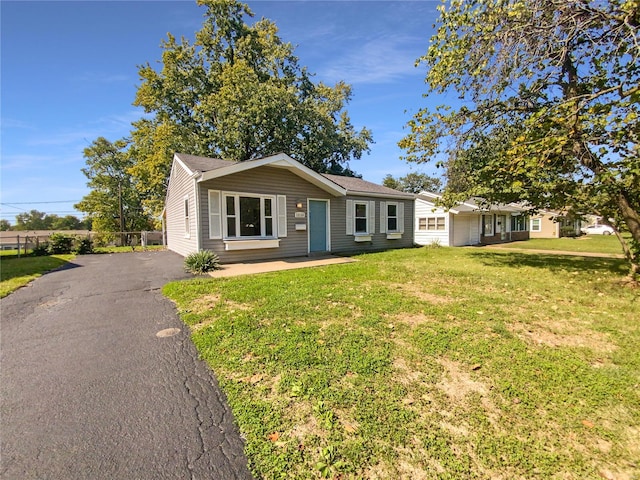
[
  {"left": 427, "top": 238, "right": 442, "bottom": 248},
  {"left": 47, "top": 233, "right": 75, "bottom": 254},
  {"left": 31, "top": 241, "right": 50, "bottom": 256},
  {"left": 316, "top": 445, "right": 346, "bottom": 478},
  {"left": 73, "top": 236, "right": 94, "bottom": 255},
  {"left": 184, "top": 250, "right": 220, "bottom": 274}
]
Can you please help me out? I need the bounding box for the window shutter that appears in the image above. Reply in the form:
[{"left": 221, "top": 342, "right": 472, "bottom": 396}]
[
  {"left": 208, "top": 190, "right": 222, "bottom": 239},
  {"left": 369, "top": 201, "right": 376, "bottom": 234},
  {"left": 346, "top": 199, "right": 354, "bottom": 235},
  {"left": 398, "top": 202, "right": 405, "bottom": 233},
  {"left": 277, "top": 195, "right": 287, "bottom": 237},
  {"left": 380, "top": 201, "right": 387, "bottom": 234}
]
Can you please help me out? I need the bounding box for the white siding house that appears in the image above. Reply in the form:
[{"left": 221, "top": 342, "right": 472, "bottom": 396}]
[{"left": 415, "top": 192, "right": 529, "bottom": 246}]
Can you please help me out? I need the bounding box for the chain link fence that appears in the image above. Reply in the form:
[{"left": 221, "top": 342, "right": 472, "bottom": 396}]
[{"left": 1, "top": 231, "right": 164, "bottom": 255}]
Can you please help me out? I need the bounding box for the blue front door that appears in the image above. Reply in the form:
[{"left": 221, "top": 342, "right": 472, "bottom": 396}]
[{"left": 308, "top": 200, "right": 328, "bottom": 252}]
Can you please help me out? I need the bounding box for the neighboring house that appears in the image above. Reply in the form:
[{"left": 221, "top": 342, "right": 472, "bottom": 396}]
[
  {"left": 164, "top": 153, "right": 415, "bottom": 262},
  {"left": 0, "top": 230, "right": 92, "bottom": 250},
  {"left": 529, "top": 210, "right": 582, "bottom": 238},
  {"left": 415, "top": 192, "right": 529, "bottom": 246}
]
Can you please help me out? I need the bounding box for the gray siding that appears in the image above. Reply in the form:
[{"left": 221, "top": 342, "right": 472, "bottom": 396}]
[
  {"left": 331, "top": 196, "right": 415, "bottom": 255},
  {"left": 198, "top": 166, "right": 334, "bottom": 263},
  {"left": 165, "top": 160, "right": 198, "bottom": 256}
]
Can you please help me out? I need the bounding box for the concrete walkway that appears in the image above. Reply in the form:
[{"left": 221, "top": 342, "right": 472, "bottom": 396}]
[
  {"left": 1, "top": 251, "right": 253, "bottom": 480},
  {"left": 208, "top": 255, "right": 356, "bottom": 278},
  {"left": 481, "top": 243, "right": 625, "bottom": 259}
]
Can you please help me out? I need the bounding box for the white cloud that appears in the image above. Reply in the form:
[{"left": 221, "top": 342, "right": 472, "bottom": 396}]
[
  {"left": 319, "top": 35, "right": 423, "bottom": 85},
  {"left": 25, "top": 109, "right": 144, "bottom": 148},
  {"left": 1, "top": 118, "right": 34, "bottom": 129}
]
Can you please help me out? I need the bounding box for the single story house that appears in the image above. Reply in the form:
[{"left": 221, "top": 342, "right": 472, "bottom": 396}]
[
  {"left": 529, "top": 210, "right": 582, "bottom": 238},
  {"left": 164, "top": 153, "right": 415, "bottom": 262},
  {"left": 415, "top": 192, "right": 529, "bottom": 246}
]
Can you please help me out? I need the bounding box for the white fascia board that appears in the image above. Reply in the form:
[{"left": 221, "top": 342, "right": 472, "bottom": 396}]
[
  {"left": 198, "top": 153, "right": 346, "bottom": 196},
  {"left": 348, "top": 191, "right": 415, "bottom": 200},
  {"left": 418, "top": 194, "right": 460, "bottom": 214},
  {"left": 417, "top": 191, "right": 442, "bottom": 201}
]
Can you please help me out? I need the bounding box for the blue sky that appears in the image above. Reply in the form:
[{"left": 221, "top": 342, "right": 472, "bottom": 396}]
[{"left": 1, "top": 0, "right": 442, "bottom": 223}]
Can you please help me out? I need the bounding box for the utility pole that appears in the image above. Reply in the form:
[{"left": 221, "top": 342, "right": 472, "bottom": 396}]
[{"left": 118, "top": 181, "right": 125, "bottom": 246}]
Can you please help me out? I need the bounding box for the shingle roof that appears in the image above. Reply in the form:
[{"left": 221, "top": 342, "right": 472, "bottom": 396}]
[
  {"left": 322, "top": 173, "right": 415, "bottom": 198},
  {"left": 175, "top": 153, "right": 412, "bottom": 198},
  {"left": 417, "top": 192, "right": 527, "bottom": 213},
  {"left": 175, "top": 153, "right": 236, "bottom": 173}
]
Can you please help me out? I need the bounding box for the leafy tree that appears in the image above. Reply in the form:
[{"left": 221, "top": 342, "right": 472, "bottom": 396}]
[
  {"left": 50, "top": 215, "right": 84, "bottom": 230},
  {"left": 382, "top": 175, "right": 402, "bottom": 192},
  {"left": 14, "top": 210, "right": 51, "bottom": 230},
  {"left": 0, "top": 219, "right": 12, "bottom": 231},
  {"left": 400, "top": 0, "right": 640, "bottom": 280},
  {"left": 383, "top": 172, "right": 443, "bottom": 194},
  {"left": 75, "top": 137, "right": 153, "bottom": 234},
  {"left": 130, "top": 0, "right": 372, "bottom": 217}
]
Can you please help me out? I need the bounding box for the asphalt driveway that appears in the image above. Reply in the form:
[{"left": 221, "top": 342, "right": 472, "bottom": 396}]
[{"left": 0, "top": 251, "right": 253, "bottom": 479}]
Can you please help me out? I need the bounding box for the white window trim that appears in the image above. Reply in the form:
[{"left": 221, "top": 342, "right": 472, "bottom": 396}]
[
  {"left": 354, "top": 201, "right": 369, "bottom": 235},
  {"left": 531, "top": 217, "right": 542, "bottom": 232},
  {"left": 184, "top": 195, "right": 191, "bottom": 238},
  {"left": 483, "top": 214, "right": 494, "bottom": 236},
  {"left": 207, "top": 191, "right": 287, "bottom": 249},
  {"left": 511, "top": 214, "right": 528, "bottom": 232},
  {"left": 347, "top": 199, "right": 375, "bottom": 237},
  {"left": 426, "top": 216, "right": 446, "bottom": 231},
  {"left": 382, "top": 201, "right": 405, "bottom": 239},
  {"left": 224, "top": 238, "right": 280, "bottom": 250},
  {"left": 222, "top": 191, "right": 278, "bottom": 239}
]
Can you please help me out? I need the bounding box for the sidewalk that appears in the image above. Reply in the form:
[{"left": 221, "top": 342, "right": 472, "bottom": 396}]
[
  {"left": 208, "top": 255, "right": 356, "bottom": 278},
  {"left": 481, "top": 244, "right": 624, "bottom": 259}
]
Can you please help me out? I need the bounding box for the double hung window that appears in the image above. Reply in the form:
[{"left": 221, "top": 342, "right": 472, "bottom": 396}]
[
  {"left": 354, "top": 202, "right": 369, "bottom": 234},
  {"left": 531, "top": 218, "right": 541, "bottom": 232},
  {"left": 224, "top": 194, "right": 275, "bottom": 238},
  {"left": 386, "top": 203, "right": 398, "bottom": 232}
]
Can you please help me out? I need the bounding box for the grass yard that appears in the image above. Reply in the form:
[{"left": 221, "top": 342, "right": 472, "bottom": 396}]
[
  {"left": 495, "top": 235, "right": 629, "bottom": 256},
  {"left": 0, "top": 254, "right": 74, "bottom": 298},
  {"left": 164, "top": 247, "right": 640, "bottom": 480}
]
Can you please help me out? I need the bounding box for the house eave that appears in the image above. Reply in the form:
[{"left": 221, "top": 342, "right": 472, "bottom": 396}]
[
  {"left": 197, "top": 153, "right": 346, "bottom": 196},
  {"left": 347, "top": 191, "right": 416, "bottom": 200}
]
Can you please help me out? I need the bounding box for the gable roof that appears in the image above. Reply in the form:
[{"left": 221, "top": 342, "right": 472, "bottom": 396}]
[
  {"left": 175, "top": 153, "right": 234, "bottom": 174},
  {"left": 417, "top": 191, "right": 527, "bottom": 214},
  {"left": 174, "top": 152, "right": 345, "bottom": 195},
  {"left": 173, "top": 153, "right": 412, "bottom": 199},
  {"left": 322, "top": 174, "right": 415, "bottom": 199}
]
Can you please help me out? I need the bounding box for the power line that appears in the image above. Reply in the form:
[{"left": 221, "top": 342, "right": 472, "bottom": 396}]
[{"left": 0, "top": 200, "right": 80, "bottom": 205}]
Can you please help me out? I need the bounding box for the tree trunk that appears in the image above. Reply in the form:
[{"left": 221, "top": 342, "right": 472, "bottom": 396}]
[{"left": 616, "top": 191, "right": 640, "bottom": 282}]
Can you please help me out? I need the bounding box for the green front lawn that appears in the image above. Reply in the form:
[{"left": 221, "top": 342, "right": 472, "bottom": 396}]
[
  {"left": 497, "top": 235, "right": 629, "bottom": 255},
  {"left": 0, "top": 254, "right": 74, "bottom": 298},
  {"left": 164, "top": 247, "right": 639, "bottom": 479}
]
